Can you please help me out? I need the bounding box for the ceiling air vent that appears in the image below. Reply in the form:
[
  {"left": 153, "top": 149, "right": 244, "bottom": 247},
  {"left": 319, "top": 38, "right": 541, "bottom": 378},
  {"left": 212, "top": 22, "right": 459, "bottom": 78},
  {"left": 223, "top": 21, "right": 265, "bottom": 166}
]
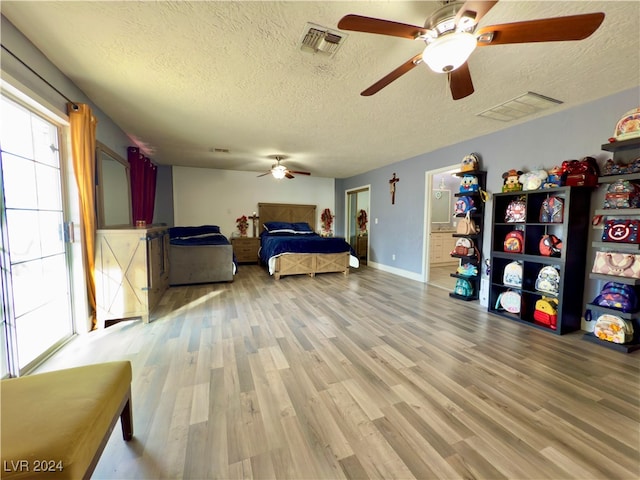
[{"left": 300, "top": 23, "right": 347, "bottom": 56}]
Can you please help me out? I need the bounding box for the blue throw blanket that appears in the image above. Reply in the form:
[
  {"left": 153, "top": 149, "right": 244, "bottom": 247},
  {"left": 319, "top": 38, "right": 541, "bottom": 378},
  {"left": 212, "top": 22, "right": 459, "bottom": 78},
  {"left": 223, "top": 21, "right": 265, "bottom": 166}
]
[
  {"left": 259, "top": 232, "right": 355, "bottom": 264},
  {"left": 169, "top": 225, "right": 230, "bottom": 246}
]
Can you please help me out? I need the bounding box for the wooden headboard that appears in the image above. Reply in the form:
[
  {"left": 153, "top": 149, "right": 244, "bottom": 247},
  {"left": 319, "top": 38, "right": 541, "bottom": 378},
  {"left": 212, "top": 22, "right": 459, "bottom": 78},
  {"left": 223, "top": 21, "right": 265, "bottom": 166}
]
[{"left": 258, "top": 203, "right": 316, "bottom": 232}]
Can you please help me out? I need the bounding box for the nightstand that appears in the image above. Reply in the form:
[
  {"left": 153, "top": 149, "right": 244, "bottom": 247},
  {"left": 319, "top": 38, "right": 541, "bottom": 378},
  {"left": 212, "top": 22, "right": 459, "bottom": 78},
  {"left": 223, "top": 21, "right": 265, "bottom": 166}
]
[
  {"left": 231, "top": 237, "right": 260, "bottom": 264},
  {"left": 356, "top": 235, "right": 368, "bottom": 263}
]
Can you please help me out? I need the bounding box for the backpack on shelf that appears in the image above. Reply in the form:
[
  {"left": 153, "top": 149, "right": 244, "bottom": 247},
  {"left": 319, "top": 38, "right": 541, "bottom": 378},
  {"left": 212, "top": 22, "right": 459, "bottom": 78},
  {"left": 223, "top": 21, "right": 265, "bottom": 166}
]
[
  {"left": 533, "top": 297, "right": 559, "bottom": 330},
  {"left": 535, "top": 265, "right": 560, "bottom": 295},
  {"left": 562, "top": 157, "right": 599, "bottom": 187},
  {"left": 592, "top": 282, "right": 639, "bottom": 313},
  {"left": 454, "top": 278, "right": 474, "bottom": 297},
  {"left": 594, "top": 314, "right": 635, "bottom": 344},
  {"left": 454, "top": 196, "right": 476, "bottom": 216},
  {"left": 603, "top": 179, "right": 640, "bottom": 209},
  {"left": 603, "top": 219, "right": 640, "bottom": 243},
  {"left": 457, "top": 211, "right": 479, "bottom": 235},
  {"left": 459, "top": 175, "right": 479, "bottom": 193},
  {"left": 453, "top": 237, "right": 475, "bottom": 256},
  {"left": 457, "top": 263, "right": 478, "bottom": 277},
  {"left": 539, "top": 234, "right": 562, "bottom": 257},
  {"left": 461, "top": 153, "right": 480, "bottom": 172},
  {"left": 495, "top": 290, "right": 521, "bottom": 313},
  {"left": 539, "top": 196, "right": 564, "bottom": 223},
  {"left": 503, "top": 261, "right": 523, "bottom": 287},
  {"left": 504, "top": 230, "right": 525, "bottom": 253},
  {"left": 505, "top": 197, "right": 526, "bottom": 223}
]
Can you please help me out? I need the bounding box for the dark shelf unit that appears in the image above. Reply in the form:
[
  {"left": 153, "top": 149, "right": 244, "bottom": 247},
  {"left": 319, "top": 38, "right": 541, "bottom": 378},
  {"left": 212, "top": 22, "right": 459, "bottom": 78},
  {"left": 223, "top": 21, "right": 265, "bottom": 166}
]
[
  {"left": 583, "top": 136, "right": 640, "bottom": 352},
  {"left": 449, "top": 170, "right": 486, "bottom": 302},
  {"left": 488, "top": 187, "right": 592, "bottom": 334}
]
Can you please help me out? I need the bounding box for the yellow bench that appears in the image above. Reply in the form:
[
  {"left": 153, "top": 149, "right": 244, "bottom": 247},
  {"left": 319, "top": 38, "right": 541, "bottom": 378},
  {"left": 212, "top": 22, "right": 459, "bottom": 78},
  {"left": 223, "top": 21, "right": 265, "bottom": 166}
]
[{"left": 1, "top": 361, "right": 133, "bottom": 480}]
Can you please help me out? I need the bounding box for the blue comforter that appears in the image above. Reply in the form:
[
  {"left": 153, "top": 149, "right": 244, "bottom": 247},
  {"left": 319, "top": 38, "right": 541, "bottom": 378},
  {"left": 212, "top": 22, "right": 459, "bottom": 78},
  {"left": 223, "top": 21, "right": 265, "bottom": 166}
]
[{"left": 259, "top": 232, "right": 355, "bottom": 263}]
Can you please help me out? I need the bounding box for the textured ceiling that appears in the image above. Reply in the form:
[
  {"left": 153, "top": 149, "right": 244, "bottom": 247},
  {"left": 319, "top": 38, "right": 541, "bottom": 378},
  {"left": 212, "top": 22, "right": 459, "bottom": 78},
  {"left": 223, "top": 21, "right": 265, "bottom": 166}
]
[{"left": 2, "top": 1, "right": 639, "bottom": 178}]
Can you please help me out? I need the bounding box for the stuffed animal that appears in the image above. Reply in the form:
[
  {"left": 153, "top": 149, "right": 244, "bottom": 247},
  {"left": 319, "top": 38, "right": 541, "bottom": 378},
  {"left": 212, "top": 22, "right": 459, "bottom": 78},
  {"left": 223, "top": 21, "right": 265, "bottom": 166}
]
[
  {"left": 502, "top": 169, "right": 523, "bottom": 192},
  {"left": 519, "top": 169, "right": 548, "bottom": 191}
]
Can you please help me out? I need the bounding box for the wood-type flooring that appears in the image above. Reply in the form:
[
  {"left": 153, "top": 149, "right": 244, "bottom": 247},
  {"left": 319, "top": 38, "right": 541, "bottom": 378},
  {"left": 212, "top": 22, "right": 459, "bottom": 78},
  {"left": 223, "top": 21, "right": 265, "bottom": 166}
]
[{"left": 37, "top": 265, "right": 640, "bottom": 479}]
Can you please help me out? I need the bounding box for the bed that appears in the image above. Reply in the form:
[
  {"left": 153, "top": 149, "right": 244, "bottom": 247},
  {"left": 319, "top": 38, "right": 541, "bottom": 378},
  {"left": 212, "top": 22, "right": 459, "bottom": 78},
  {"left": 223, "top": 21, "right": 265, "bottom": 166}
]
[
  {"left": 258, "top": 203, "right": 359, "bottom": 280},
  {"left": 168, "top": 225, "right": 235, "bottom": 285}
]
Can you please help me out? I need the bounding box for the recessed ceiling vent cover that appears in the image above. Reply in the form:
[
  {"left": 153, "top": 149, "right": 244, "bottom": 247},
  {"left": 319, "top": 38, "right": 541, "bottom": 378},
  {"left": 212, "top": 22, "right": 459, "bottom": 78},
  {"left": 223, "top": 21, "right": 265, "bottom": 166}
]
[
  {"left": 300, "top": 23, "right": 347, "bottom": 56},
  {"left": 477, "top": 92, "right": 563, "bottom": 122}
]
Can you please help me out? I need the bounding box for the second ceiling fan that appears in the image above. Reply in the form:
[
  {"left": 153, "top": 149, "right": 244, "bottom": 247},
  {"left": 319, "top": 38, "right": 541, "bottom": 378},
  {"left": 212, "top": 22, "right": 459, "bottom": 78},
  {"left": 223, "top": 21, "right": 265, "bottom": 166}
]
[{"left": 337, "top": 0, "right": 605, "bottom": 99}]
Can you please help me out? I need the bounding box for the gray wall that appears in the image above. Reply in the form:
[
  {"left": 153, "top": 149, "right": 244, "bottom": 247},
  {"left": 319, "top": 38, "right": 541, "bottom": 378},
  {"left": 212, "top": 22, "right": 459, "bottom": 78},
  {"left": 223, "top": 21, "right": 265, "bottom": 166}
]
[{"left": 336, "top": 87, "right": 639, "bottom": 278}]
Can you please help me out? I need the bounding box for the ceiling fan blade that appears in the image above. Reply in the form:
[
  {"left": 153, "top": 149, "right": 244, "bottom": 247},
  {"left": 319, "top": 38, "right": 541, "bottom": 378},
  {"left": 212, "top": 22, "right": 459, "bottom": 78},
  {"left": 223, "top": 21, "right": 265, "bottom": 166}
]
[
  {"left": 289, "top": 170, "right": 311, "bottom": 176},
  {"left": 476, "top": 13, "right": 605, "bottom": 46},
  {"left": 285, "top": 172, "right": 295, "bottom": 179},
  {"left": 361, "top": 54, "right": 423, "bottom": 96},
  {"left": 337, "top": 14, "right": 428, "bottom": 39},
  {"left": 455, "top": 1, "right": 499, "bottom": 26},
  {"left": 448, "top": 62, "right": 474, "bottom": 100},
  {"left": 257, "top": 171, "right": 271, "bottom": 177}
]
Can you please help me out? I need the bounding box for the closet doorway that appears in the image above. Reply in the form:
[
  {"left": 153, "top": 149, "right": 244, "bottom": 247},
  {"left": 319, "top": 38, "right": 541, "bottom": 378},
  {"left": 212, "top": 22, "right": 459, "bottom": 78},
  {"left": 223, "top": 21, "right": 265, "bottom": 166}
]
[
  {"left": 346, "top": 186, "right": 370, "bottom": 265},
  {"left": 426, "top": 166, "right": 459, "bottom": 290}
]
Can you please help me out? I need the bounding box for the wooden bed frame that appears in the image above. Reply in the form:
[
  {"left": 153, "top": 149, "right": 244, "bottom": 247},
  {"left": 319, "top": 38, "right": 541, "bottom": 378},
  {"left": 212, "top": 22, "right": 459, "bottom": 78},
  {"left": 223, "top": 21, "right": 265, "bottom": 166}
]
[{"left": 258, "top": 203, "right": 351, "bottom": 280}]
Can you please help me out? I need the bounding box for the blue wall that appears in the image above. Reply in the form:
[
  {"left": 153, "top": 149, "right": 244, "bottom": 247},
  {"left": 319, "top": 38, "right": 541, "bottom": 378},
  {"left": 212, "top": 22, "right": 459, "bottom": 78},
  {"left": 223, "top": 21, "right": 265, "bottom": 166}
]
[{"left": 336, "top": 87, "right": 640, "bottom": 277}]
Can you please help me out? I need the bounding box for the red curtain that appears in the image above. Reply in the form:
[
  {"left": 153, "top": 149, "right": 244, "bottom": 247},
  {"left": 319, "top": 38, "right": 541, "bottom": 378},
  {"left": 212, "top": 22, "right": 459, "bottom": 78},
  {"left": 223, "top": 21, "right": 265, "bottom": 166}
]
[{"left": 128, "top": 147, "right": 157, "bottom": 225}]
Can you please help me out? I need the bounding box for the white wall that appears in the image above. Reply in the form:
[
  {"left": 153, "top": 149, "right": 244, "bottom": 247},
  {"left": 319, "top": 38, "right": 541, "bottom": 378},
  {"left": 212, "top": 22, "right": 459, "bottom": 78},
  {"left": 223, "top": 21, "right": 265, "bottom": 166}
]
[{"left": 173, "top": 166, "right": 335, "bottom": 236}]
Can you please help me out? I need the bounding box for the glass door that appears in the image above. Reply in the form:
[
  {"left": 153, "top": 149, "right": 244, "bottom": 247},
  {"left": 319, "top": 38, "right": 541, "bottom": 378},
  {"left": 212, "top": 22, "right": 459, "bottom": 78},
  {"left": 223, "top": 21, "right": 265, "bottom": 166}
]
[{"left": 1, "top": 95, "right": 74, "bottom": 375}]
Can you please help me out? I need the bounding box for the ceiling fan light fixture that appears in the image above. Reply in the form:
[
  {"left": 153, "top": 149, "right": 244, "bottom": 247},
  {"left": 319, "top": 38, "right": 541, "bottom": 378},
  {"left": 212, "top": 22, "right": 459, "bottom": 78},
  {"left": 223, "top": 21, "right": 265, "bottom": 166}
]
[
  {"left": 271, "top": 165, "right": 287, "bottom": 179},
  {"left": 422, "top": 32, "right": 477, "bottom": 73}
]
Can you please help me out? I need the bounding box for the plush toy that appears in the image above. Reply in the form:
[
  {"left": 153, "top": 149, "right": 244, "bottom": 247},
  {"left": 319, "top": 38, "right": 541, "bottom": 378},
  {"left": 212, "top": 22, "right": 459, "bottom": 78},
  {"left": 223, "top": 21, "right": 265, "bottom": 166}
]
[
  {"left": 544, "top": 165, "right": 563, "bottom": 188},
  {"left": 502, "top": 169, "right": 523, "bottom": 192},
  {"left": 519, "top": 169, "right": 548, "bottom": 191}
]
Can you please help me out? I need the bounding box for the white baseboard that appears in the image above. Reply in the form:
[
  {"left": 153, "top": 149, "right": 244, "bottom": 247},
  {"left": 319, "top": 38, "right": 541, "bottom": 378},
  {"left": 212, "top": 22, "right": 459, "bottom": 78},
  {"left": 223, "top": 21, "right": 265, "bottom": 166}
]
[{"left": 366, "top": 261, "right": 424, "bottom": 283}]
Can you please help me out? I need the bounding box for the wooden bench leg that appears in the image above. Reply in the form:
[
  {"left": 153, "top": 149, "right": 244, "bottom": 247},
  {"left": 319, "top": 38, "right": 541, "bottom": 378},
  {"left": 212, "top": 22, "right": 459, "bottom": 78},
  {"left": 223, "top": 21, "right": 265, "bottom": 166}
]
[{"left": 120, "top": 392, "right": 133, "bottom": 441}]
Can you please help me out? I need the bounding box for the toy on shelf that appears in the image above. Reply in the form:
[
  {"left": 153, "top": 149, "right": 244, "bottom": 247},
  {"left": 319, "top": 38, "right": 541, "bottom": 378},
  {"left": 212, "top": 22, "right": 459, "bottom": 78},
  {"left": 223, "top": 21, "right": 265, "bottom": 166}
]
[{"left": 502, "top": 169, "right": 523, "bottom": 192}]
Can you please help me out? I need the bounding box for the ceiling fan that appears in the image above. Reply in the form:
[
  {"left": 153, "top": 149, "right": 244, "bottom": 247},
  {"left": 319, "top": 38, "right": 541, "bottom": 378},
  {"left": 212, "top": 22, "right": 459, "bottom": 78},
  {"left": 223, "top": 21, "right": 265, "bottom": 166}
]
[
  {"left": 337, "top": 0, "right": 605, "bottom": 99},
  {"left": 257, "top": 156, "right": 311, "bottom": 180}
]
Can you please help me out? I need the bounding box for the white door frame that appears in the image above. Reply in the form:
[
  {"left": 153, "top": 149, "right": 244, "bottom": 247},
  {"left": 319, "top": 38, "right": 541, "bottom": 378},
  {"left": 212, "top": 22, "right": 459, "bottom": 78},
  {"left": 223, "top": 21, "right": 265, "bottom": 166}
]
[{"left": 423, "top": 164, "right": 459, "bottom": 283}]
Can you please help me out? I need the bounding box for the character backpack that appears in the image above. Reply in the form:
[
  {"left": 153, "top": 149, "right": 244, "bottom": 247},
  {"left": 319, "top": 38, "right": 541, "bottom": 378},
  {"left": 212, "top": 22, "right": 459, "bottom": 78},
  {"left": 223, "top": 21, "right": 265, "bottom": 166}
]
[
  {"left": 454, "top": 278, "right": 474, "bottom": 297},
  {"left": 453, "top": 237, "right": 475, "bottom": 256},
  {"left": 535, "top": 265, "right": 561, "bottom": 295},
  {"left": 461, "top": 153, "right": 480, "bottom": 172},
  {"left": 495, "top": 290, "right": 521, "bottom": 313},
  {"left": 592, "top": 282, "right": 639, "bottom": 313},
  {"left": 539, "top": 234, "right": 562, "bottom": 257},
  {"left": 504, "top": 230, "right": 524, "bottom": 253},
  {"left": 594, "top": 314, "right": 635, "bottom": 344},
  {"left": 505, "top": 197, "right": 526, "bottom": 222},
  {"left": 459, "top": 175, "right": 479, "bottom": 193},
  {"left": 603, "top": 219, "right": 640, "bottom": 243},
  {"left": 533, "top": 297, "right": 559, "bottom": 330},
  {"left": 539, "top": 196, "right": 564, "bottom": 223},
  {"left": 454, "top": 196, "right": 476, "bottom": 215},
  {"left": 604, "top": 180, "right": 640, "bottom": 209},
  {"left": 503, "top": 261, "right": 523, "bottom": 287}
]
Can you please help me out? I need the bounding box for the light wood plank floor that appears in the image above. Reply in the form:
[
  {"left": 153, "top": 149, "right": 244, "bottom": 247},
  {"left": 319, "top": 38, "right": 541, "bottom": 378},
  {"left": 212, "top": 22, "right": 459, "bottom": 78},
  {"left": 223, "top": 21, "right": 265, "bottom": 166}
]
[{"left": 37, "top": 265, "right": 639, "bottom": 479}]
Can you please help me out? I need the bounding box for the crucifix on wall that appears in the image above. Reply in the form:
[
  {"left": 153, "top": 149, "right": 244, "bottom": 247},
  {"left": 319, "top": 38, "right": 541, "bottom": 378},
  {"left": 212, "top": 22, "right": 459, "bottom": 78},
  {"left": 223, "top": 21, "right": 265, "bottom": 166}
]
[{"left": 389, "top": 172, "right": 399, "bottom": 205}]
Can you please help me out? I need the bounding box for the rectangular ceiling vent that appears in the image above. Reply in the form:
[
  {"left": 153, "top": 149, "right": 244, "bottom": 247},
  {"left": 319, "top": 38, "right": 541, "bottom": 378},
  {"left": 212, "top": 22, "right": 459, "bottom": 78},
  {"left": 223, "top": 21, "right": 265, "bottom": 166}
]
[
  {"left": 300, "top": 23, "right": 347, "bottom": 56},
  {"left": 477, "top": 92, "right": 563, "bottom": 122}
]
